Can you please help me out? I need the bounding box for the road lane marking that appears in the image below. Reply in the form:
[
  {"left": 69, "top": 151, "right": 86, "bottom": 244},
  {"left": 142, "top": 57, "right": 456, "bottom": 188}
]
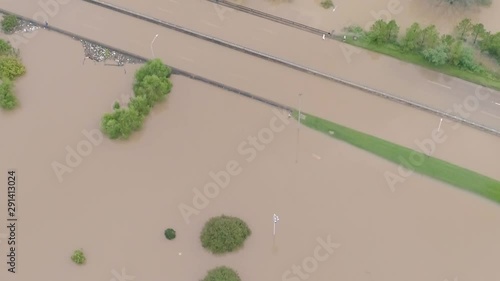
[
  {"left": 493, "top": 102, "right": 500, "bottom": 106},
  {"left": 428, "top": 80, "right": 452, "bottom": 89},
  {"left": 481, "top": 110, "right": 500, "bottom": 119}
]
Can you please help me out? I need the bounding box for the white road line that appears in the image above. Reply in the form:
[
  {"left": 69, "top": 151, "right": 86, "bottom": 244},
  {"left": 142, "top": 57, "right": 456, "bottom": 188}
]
[
  {"left": 179, "top": 56, "right": 194, "bottom": 63},
  {"left": 493, "top": 102, "right": 500, "bottom": 106},
  {"left": 481, "top": 110, "right": 500, "bottom": 119},
  {"left": 312, "top": 154, "right": 321, "bottom": 160},
  {"left": 202, "top": 20, "right": 219, "bottom": 28},
  {"left": 428, "top": 80, "right": 452, "bottom": 89}
]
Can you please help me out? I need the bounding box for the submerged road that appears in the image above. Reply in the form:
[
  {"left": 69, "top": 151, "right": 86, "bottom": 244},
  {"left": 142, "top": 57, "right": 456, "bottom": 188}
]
[
  {"left": 81, "top": 0, "right": 500, "bottom": 129},
  {"left": 1, "top": 0, "right": 500, "bottom": 133}
]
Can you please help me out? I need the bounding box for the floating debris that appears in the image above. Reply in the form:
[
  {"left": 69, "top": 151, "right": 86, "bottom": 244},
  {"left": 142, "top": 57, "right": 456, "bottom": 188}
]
[
  {"left": 80, "top": 40, "right": 143, "bottom": 65},
  {"left": 11, "top": 18, "right": 40, "bottom": 33}
]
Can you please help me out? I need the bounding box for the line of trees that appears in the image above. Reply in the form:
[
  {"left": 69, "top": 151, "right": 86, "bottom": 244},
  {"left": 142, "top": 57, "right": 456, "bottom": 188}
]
[
  {"left": 101, "top": 59, "right": 173, "bottom": 139},
  {"left": 0, "top": 39, "right": 26, "bottom": 110},
  {"left": 362, "top": 18, "right": 500, "bottom": 77}
]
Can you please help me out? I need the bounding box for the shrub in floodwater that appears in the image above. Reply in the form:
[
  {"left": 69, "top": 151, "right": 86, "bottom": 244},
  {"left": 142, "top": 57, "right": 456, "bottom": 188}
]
[
  {"left": 0, "top": 39, "right": 13, "bottom": 56},
  {"left": 101, "top": 108, "right": 144, "bottom": 139},
  {"left": 1, "top": 15, "right": 19, "bottom": 33},
  {"left": 133, "top": 75, "right": 172, "bottom": 106},
  {"left": 0, "top": 56, "right": 26, "bottom": 80},
  {"left": 134, "top": 59, "right": 172, "bottom": 82},
  {"left": 71, "top": 249, "right": 86, "bottom": 265},
  {"left": 128, "top": 95, "right": 151, "bottom": 116},
  {"left": 200, "top": 215, "right": 251, "bottom": 255},
  {"left": 320, "top": 0, "right": 334, "bottom": 9},
  {"left": 202, "top": 266, "right": 241, "bottom": 281},
  {"left": 0, "top": 79, "right": 17, "bottom": 110},
  {"left": 164, "top": 228, "right": 176, "bottom": 240},
  {"left": 113, "top": 101, "right": 120, "bottom": 110}
]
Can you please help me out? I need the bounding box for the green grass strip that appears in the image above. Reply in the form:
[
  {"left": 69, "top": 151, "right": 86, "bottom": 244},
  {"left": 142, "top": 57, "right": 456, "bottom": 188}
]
[
  {"left": 295, "top": 111, "right": 500, "bottom": 204},
  {"left": 345, "top": 39, "right": 500, "bottom": 91}
]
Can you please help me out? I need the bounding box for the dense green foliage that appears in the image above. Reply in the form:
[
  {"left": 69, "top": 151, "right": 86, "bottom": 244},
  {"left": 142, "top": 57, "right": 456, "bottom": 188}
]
[
  {"left": 320, "top": 0, "right": 334, "bottom": 9},
  {"left": 71, "top": 249, "right": 86, "bottom": 265},
  {"left": 0, "top": 79, "right": 17, "bottom": 110},
  {"left": 200, "top": 215, "right": 251, "bottom": 255},
  {"left": 0, "top": 39, "right": 25, "bottom": 110},
  {"left": 164, "top": 228, "right": 176, "bottom": 240},
  {"left": 203, "top": 267, "right": 241, "bottom": 281},
  {"left": 1, "top": 15, "right": 19, "bottom": 33},
  {"left": 343, "top": 18, "right": 500, "bottom": 90},
  {"left": 296, "top": 111, "right": 500, "bottom": 204},
  {"left": 101, "top": 59, "right": 173, "bottom": 139}
]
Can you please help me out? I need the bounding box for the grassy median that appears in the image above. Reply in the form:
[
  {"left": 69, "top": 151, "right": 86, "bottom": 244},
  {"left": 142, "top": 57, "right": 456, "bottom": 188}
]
[
  {"left": 344, "top": 38, "right": 500, "bottom": 91},
  {"left": 294, "top": 111, "right": 500, "bottom": 204}
]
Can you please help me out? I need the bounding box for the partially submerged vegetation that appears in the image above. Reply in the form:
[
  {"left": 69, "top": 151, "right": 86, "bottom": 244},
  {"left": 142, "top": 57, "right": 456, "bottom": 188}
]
[
  {"left": 341, "top": 18, "right": 500, "bottom": 90},
  {"left": 71, "top": 249, "right": 86, "bottom": 265},
  {"left": 1, "top": 14, "right": 19, "bottom": 33},
  {"left": 101, "top": 59, "right": 173, "bottom": 139},
  {"left": 203, "top": 266, "right": 241, "bottom": 281},
  {"left": 320, "top": 0, "right": 334, "bottom": 9},
  {"left": 294, "top": 111, "right": 500, "bottom": 204},
  {"left": 0, "top": 39, "right": 26, "bottom": 110},
  {"left": 200, "top": 215, "right": 251, "bottom": 255}
]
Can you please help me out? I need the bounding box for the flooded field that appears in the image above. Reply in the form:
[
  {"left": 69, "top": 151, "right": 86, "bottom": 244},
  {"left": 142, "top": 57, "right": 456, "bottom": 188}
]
[{"left": 0, "top": 1, "right": 500, "bottom": 281}]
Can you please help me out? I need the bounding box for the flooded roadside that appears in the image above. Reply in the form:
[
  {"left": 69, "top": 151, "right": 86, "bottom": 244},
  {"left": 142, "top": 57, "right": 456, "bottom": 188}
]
[{"left": 0, "top": 27, "right": 500, "bottom": 281}]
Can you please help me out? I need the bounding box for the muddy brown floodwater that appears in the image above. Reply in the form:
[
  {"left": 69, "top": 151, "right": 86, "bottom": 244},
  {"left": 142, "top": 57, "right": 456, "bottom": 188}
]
[{"left": 0, "top": 1, "right": 500, "bottom": 281}]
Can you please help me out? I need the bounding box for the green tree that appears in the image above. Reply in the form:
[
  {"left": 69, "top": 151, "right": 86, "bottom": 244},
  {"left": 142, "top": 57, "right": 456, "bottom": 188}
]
[
  {"left": 0, "top": 79, "right": 17, "bottom": 110},
  {"left": 455, "top": 18, "right": 472, "bottom": 40},
  {"left": 449, "top": 40, "right": 465, "bottom": 65},
  {"left": 1, "top": 15, "right": 19, "bottom": 33},
  {"left": 386, "top": 20, "right": 400, "bottom": 43},
  {"left": 101, "top": 108, "right": 144, "bottom": 139},
  {"left": 0, "top": 39, "right": 13, "bottom": 56},
  {"left": 200, "top": 215, "right": 251, "bottom": 255},
  {"left": 471, "top": 23, "right": 485, "bottom": 44},
  {"left": 422, "top": 44, "right": 449, "bottom": 65},
  {"left": 164, "top": 228, "right": 176, "bottom": 240},
  {"left": 368, "top": 20, "right": 388, "bottom": 44},
  {"left": 113, "top": 101, "right": 120, "bottom": 110},
  {"left": 420, "top": 25, "right": 440, "bottom": 49},
  {"left": 440, "top": 34, "right": 455, "bottom": 46},
  {"left": 203, "top": 267, "right": 241, "bottom": 281},
  {"left": 0, "top": 57, "right": 26, "bottom": 80},
  {"left": 128, "top": 95, "right": 151, "bottom": 116},
  {"left": 401, "top": 23, "right": 423, "bottom": 51},
  {"left": 479, "top": 31, "right": 500, "bottom": 59},
  {"left": 133, "top": 75, "right": 172, "bottom": 106},
  {"left": 134, "top": 59, "right": 172, "bottom": 83},
  {"left": 71, "top": 249, "right": 86, "bottom": 265}
]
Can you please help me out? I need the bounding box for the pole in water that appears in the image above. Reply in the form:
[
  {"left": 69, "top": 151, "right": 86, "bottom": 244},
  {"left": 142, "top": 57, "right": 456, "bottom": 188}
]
[
  {"left": 273, "top": 213, "right": 280, "bottom": 236},
  {"left": 438, "top": 118, "right": 443, "bottom": 132}
]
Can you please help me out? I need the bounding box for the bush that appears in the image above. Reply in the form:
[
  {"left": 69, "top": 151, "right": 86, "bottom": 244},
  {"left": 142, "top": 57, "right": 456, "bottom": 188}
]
[
  {"left": 101, "top": 108, "right": 144, "bottom": 139},
  {"left": 422, "top": 44, "right": 449, "bottom": 65},
  {"left": 128, "top": 95, "right": 151, "bottom": 116},
  {"left": 134, "top": 59, "right": 172, "bottom": 83},
  {"left": 113, "top": 101, "right": 120, "bottom": 110},
  {"left": 164, "top": 228, "right": 176, "bottom": 240},
  {"left": 71, "top": 249, "right": 86, "bottom": 265},
  {"left": 1, "top": 15, "right": 19, "bottom": 33},
  {"left": 133, "top": 75, "right": 172, "bottom": 106},
  {"left": 0, "top": 57, "right": 26, "bottom": 80},
  {"left": 0, "top": 39, "right": 13, "bottom": 56},
  {"left": 0, "top": 79, "right": 17, "bottom": 110},
  {"left": 200, "top": 215, "right": 251, "bottom": 254},
  {"left": 203, "top": 266, "right": 241, "bottom": 281},
  {"left": 320, "top": 0, "right": 334, "bottom": 9}
]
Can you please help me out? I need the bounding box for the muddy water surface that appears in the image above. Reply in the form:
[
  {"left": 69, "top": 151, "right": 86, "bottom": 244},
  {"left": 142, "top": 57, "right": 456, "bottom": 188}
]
[{"left": 0, "top": 2, "right": 500, "bottom": 281}]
